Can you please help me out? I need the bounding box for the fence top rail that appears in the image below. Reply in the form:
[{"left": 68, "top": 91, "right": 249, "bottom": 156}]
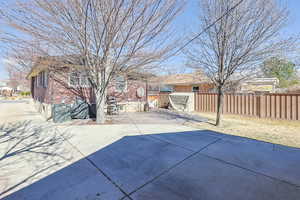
[
  {"left": 195, "top": 92, "right": 300, "bottom": 96},
  {"left": 264, "top": 93, "right": 300, "bottom": 96}
]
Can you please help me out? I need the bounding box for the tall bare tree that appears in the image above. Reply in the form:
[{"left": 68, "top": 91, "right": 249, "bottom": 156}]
[
  {"left": 2, "top": 0, "right": 183, "bottom": 123},
  {"left": 184, "top": 0, "right": 295, "bottom": 126}
]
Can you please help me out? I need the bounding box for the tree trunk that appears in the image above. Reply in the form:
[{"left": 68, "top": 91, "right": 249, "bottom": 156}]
[
  {"left": 216, "top": 85, "right": 224, "bottom": 126},
  {"left": 95, "top": 90, "right": 106, "bottom": 124}
]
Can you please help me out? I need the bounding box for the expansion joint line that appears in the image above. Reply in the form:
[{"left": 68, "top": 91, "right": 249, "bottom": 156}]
[{"left": 57, "top": 128, "right": 133, "bottom": 200}]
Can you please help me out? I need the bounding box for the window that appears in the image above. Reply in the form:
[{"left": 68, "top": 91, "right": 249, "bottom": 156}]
[
  {"left": 69, "top": 71, "right": 80, "bottom": 87},
  {"left": 192, "top": 86, "right": 200, "bottom": 92},
  {"left": 80, "top": 73, "right": 90, "bottom": 87},
  {"left": 36, "top": 71, "right": 48, "bottom": 88},
  {"left": 160, "top": 85, "right": 173, "bottom": 92},
  {"left": 69, "top": 71, "right": 90, "bottom": 87},
  {"left": 115, "top": 75, "right": 127, "bottom": 92}
]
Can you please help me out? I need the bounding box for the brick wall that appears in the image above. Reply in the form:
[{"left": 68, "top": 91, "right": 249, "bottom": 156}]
[{"left": 32, "top": 75, "right": 147, "bottom": 105}]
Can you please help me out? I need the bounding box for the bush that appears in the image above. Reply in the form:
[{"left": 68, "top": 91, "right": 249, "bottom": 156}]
[{"left": 21, "top": 91, "right": 31, "bottom": 96}]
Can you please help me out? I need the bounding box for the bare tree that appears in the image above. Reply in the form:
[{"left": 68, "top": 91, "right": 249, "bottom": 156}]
[
  {"left": 2, "top": 0, "right": 183, "bottom": 123},
  {"left": 184, "top": 0, "right": 295, "bottom": 126},
  {"left": 4, "top": 53, "right": 31, "bottom": 91}
]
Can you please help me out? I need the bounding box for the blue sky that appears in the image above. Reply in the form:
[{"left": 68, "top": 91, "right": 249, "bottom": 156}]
[{"left": 0, "top": 0, "right": 300, "bottom": 79}]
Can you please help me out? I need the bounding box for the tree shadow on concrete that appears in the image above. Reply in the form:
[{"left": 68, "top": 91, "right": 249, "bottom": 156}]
[
  {"left": 0, "top": 120, "right": 73, "bottom": 198},
  {"left": 2, "top": 129, "right": 300, "bottom": 200}
]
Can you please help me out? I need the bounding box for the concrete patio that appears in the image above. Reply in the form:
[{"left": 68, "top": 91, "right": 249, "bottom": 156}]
[
  {"left": 2, "top": 128, "right": 300, "bottom": 199},
  {"left": 0, "top": 101, "right": 300, "bottom": 200}
]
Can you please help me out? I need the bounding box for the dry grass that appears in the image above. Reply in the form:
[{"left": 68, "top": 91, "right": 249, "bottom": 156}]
[{"left": 187, "top": 112, "right": 300, "bottom": 148}]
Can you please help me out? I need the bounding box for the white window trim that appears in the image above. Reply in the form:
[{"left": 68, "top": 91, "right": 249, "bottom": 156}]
[{"left": 44, "top": 71, "right": 48, "bottom": 88}]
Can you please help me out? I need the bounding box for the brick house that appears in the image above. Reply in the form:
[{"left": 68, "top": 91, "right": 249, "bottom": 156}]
[{"left": 27, "top": 57, "right": 148, "bottom": 119}]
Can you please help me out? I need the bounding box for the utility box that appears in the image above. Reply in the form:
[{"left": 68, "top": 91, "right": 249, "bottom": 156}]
[{"left": 52, "top": 104, "right": 71, "bottom": 123}]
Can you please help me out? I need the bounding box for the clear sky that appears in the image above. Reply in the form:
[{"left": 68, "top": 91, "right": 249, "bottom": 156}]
[{"left": 0, "top": 0, "right": 300, "bottom": 79}]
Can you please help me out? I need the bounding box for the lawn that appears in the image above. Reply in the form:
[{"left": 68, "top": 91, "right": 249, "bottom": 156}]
[{"left": 187, "top": 112, "right": 300, "bottom": 148}]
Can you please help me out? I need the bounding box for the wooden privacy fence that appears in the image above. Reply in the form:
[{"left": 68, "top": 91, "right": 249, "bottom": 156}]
[{"left": 195, "top": 93, "right": 300, "bottom": 120}]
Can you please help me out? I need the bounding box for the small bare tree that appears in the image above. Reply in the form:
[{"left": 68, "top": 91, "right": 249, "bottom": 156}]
[
  {"left": 3, "top": 46, "right": 36, "bottom": 91},
  {"left": 184, "top": 0, "right": 295, "bottom": 126},
  {"left": 2, "top": 0, "right": 183, "bottom": 123}
]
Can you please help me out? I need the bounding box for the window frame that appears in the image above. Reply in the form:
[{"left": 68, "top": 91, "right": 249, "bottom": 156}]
[
  {"left": 69, "top": 70, "right": 90, "bottom": 88},
  {"left": 79, "top": 72, "right": 90, "bottom": 87},
  {"left": 115, "top": 75, "right": 127, "bottom": 93}
]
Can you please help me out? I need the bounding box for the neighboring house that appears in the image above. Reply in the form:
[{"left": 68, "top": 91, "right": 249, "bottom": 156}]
[
  {"left": 149, "top": 72, "right": 279, "bottom": 95},
  {"left": 147, "top": 72, "right": 214, "bottom": 111},
  {"left": 27, "top": 57, "right": 149, "bottom": 118},
  {"left": 239, "top": 78, "right": 279, "bottom": 94},
  {"left": 147, "top": 73, "right": 280, "bottom": 111},
  {"left": 0, "top": 80, "right": 8, "bottom": 89},
  {"left": 149, "top": 72, "right": 214, "bottom": 93},
  {"left": 0, "top": 80, "right": 13, "bottom": 96}
]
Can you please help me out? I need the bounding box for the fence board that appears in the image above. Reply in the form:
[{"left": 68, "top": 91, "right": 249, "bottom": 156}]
[
  {"left": 266, "top": 95, "right": 270, "bottom": 118},
  {"left": 297, "top": 96, "right": 300, "bottom": 120},
  {"left": 291, "top": 95, "right": 297, "bottom": 120},
  {"left": 260, "top": 95, "right": 266, "bottom": 118},
  {"left": 276, "top": 95, "right": 280, "bottom": 119},
  {"left": 271, "top": 96, "right": 276, "bottom": 119},
  {"left": 286, "top": 95, "right": 292, "bottom": 120},
  {"left": 281, "top": 95, "right": 285, "bottom": 119}
]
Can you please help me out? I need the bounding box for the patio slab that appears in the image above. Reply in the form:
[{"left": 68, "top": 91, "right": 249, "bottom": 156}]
[
  {"left": 131, "top": 154, "right": 300, "bottom": 200},
  {"left": 87, "top": 135, "right": 194, "bottom": 194},
  {"left": 149, "top": 130, "right": 220, "bottom": 151},
  {"left": 200, "top": 139, "right": 300, "bottom": 186},
  {"left": 111, "top": 110, "right": 207, "bottom": 125},
  {"left": 3, "top": 158, "right": 124, "bottom": 200},
  {"left": 60, "top": 124, "right": 138, "bottom": 156}
]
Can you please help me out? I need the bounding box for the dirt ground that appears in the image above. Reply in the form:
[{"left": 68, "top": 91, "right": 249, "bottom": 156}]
[{"left": 187, "top": 112, "right": 300, "bottom": 148}]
